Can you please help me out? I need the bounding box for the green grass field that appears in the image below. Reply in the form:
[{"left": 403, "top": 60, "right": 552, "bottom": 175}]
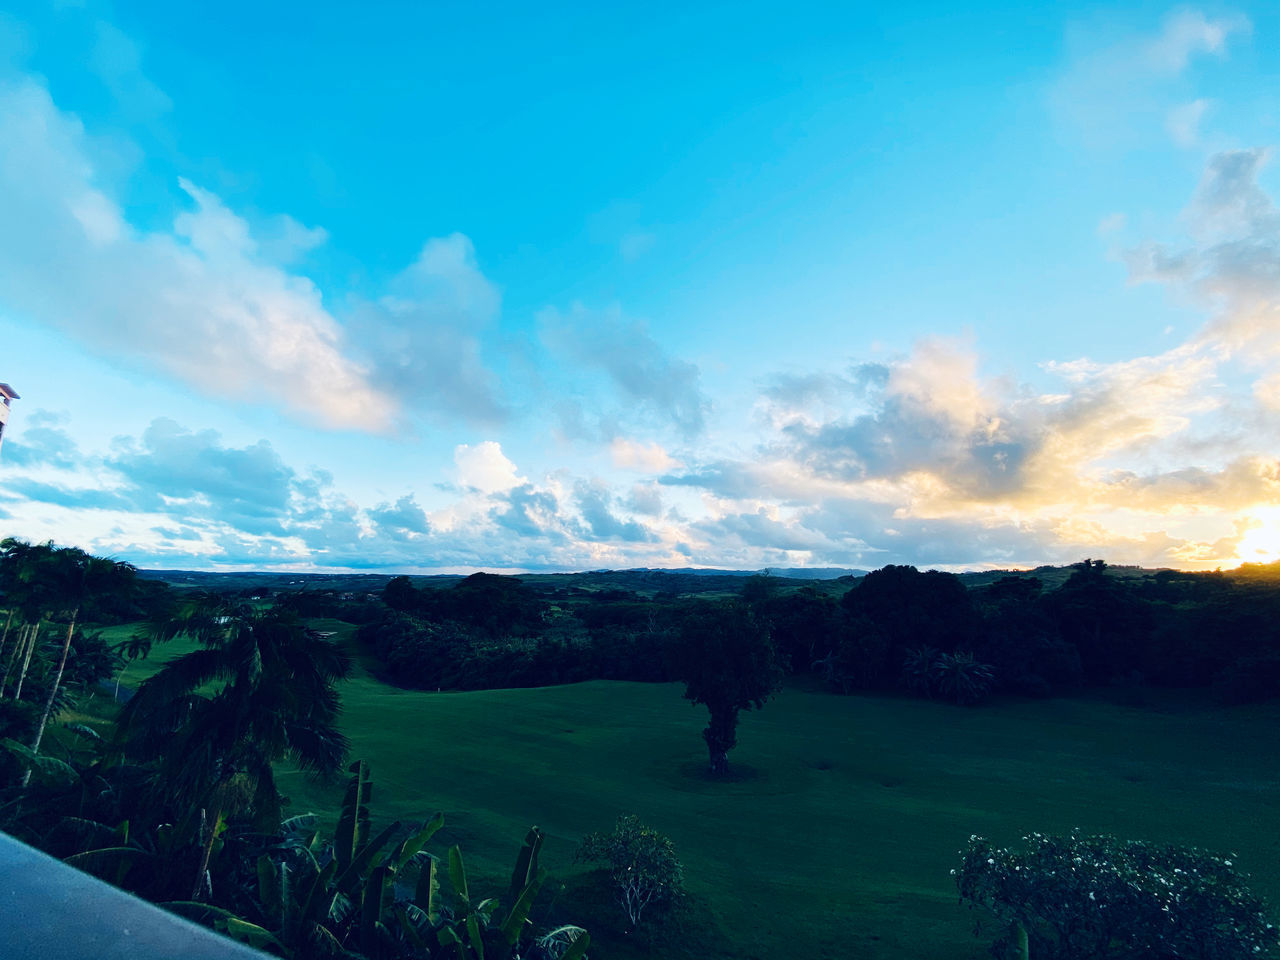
[{"left": 105, "top": 622, "right": 1280, "bottom": 959}]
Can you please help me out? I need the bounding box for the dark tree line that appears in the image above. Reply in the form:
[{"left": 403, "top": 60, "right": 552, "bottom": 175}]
[{"left": 360, "top": 560, "right": 1280, "bottom": 707}]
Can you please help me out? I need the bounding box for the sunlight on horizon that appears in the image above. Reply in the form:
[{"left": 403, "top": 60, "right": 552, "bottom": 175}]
[{"left": 1232, "top": 506, "right": 1280, "bottom": 567}]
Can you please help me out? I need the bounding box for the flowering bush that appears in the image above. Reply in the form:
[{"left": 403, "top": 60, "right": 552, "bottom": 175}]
[
  {"left": 577, "top": 815, "right": 684, "bottom": 929},
  {"left": 955, "top": 831, "right": 1279, "bottom": 959}
]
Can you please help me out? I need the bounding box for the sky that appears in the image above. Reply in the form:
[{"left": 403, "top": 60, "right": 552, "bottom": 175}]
[{"left": 2, "top": 0, "right": 1279, "bottom": 573}]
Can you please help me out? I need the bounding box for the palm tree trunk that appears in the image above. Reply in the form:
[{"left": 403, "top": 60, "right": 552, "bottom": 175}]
[
  {"left": 192, "top": 804, "right": 222, "bottom": 900},
  {"left": 13, "top": 621, "right": 39, "bottom": 702},
  {"left": 0, "top": 609, "right": 13, "bottom": 675},
  {"left": 0, "top": 621, "right": 27, "bottom": 698},
  {"left": 26, "top": 608, "right": 80, "bottom": 779}
]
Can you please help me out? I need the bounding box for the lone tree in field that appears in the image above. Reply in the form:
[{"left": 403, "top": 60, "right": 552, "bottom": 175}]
[{"left": 675, "top": 601, "right": 782, "bottom": 776}]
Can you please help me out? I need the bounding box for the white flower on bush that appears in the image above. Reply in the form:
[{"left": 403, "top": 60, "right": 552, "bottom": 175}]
[{"left": 954, "top": 831, "right": 1280, "bottom": 960}]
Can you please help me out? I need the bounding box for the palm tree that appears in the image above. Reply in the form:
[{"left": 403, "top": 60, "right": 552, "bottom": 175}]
[
  {"left": 0, "top": 608, "right": 13, "bottom": 675},
  {"left": 118, "top": 595, "right": 352, "bottom": 899},
  {"left": 13, "top": 544, "right": 137, "bottom": 784},
  {"left": 0, "top": 539, "right": 138, "bottom": 781},
  {"left": 931, "top": 650, "right": 996, "bottom": 705},
  {"left": 111, "top": 631, "right": 153, "bottom": 701},
  {"left": 0, "top": 539, "right": 46, "bottom": 702}
]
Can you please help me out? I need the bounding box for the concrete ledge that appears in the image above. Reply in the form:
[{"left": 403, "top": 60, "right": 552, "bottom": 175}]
[{"left": 0, "top": 830, "right": 269, "bottom": 959}]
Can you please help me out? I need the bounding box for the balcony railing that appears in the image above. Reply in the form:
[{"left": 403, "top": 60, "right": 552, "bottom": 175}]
[{"left": 0, "top": 830, "right": 269, "bottom": 959}]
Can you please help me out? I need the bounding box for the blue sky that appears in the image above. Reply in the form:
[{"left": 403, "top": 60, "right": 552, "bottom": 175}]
[{"left": 2, "top": 1, "right": 1279, "bottom": 572}]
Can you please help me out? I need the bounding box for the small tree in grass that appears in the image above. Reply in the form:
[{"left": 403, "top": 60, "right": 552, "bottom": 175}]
[
  {"left": 577, "top": 815, "right": 684, "bottom": 930},
  {"left": 955, "top": 831, "right": 1280, "bottom": 960}
]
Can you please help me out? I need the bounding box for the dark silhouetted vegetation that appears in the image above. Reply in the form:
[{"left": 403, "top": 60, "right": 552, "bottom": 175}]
[{"left": 674, "top": 600, "right": 782, "bottom": 775}]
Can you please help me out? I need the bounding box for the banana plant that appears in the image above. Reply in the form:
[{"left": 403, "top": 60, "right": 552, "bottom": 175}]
[
  {"left": 173, "top": 760, "right": 588, "bottom": 960},
  {"left": 410, "top": 826, "right": 592, "bottom": 960}
]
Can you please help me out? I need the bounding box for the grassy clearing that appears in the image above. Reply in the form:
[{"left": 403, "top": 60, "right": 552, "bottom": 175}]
[{"left": 103, "top": 623, "right": 1280, "bottom": 959}]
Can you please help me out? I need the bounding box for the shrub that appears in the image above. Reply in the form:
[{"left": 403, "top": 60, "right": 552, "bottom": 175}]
[
  {"left": 1212, "top": 656, "right": 1280, "bottom": 705},
  {"left": 955, "top": 831, "right": 1280, "bottom": 960},
  {"left": 931, "top": 650, "right": 995, "bottom": 705},
  {"left": 577, "top": 815, "right": 684, "bottom": 929},
  {"left": 901, "top": 645, "right": 940, "bottom": 697}
]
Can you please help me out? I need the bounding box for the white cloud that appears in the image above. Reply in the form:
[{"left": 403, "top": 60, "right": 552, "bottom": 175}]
[
  {"left": 454, "top": 441, "right": 521, "bottom": 494},
  {"left": 0, "top": 77, "right": 396, "bottom": 431},
  {"left": 0, "top": 68, "right": 514, "bottom": 433},
  {"left": 610, "top": 438, "right": 681, "bottom": 473},
  {"left": 257, "top": 214, "right": 329, "bottom": 265},
  {"left": 539, "top": 304, "right": 709, "bottom": 438},
  {"left": 392, "top": 233, "right": 501, "bottom": 321},
  {"left": 1143, "top": 9, "right": 1248, "bottom": 74},
  {"left": 1098, "top": 212, "right": 1128, "bottom": 235},
  {"left": 352, "top": 234, "right": 507, "bottom": 427},
  {"left": 664, "top": 145, "right": 1280, "bottom": 571},
  {"left": 1054, "top": 8, "right": 1248, "bottom": 147},
  {"left": 1254, "top": 373, "right": 1280, "bottom": 410},
  {"left": 1166, "top": 98, "right": 1212, "bottom": 147}
]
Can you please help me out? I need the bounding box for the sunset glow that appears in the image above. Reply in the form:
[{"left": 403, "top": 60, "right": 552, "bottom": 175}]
[{"left": 1234, "top": 507, "right": 1280, "bottom": 567}]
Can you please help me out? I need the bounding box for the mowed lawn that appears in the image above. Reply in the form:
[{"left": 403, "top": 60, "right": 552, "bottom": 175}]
[{"left": 113, "top": 622, "right": 1280, "bottom": 959}]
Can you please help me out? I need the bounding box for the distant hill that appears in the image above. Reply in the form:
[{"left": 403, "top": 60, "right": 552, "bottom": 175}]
[
  {"left": 622, "top": 566, "right": 869, "bottom": 579},
  {"left": 135, "top": 561, "right": 1185, "bottom": 598}
]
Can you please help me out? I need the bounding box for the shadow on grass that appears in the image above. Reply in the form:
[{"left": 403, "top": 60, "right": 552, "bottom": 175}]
[
  {"left": 546, "top": 870, "right": 738, "bottom": 960},
  {"left": 674, "top": 759, "right": 768, "bottom": 784}
]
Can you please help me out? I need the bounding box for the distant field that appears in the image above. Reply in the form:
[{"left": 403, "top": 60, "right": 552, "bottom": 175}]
[{"left": 104, "top": 620, "right": 1280, "bottom": 960}]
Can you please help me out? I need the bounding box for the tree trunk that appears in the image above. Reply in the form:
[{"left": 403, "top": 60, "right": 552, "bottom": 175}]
[
  {"left": 192, "top": 805, "right": 222, "bottom": 900},
  {"left": 1, "top": 621, "right": 27, "bottom": 698},
  {"left": 0, "top": 609, "right": 12, "bottom": 678},
  {"left": 13, "top": 621, "right": 39, "bottom": 702},
  {"left": 706, "top": 745, "right": 729, "bottom": 776},
  {"left": 25, "top": 609, "right": 79, "bottom": 783},
  {"left": 703, "top": 705, "right": 739, "bottom": 776}
]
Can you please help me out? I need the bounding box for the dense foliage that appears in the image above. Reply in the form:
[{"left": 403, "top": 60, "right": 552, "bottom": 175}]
[
  {"left": 118, "top": 595, "right": 353, "bottom": 834},
  {"left": 352, "top": 560, "right": 1280, "bottom": 708},
  {"left": 956, "top": 832, "right": 1280, "bottom": 960},
  {"left": 0, "top": 545, "right": 590, "bottom": 958}
]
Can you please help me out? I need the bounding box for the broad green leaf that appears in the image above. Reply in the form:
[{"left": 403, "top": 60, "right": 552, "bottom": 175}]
[
  {"left": 448, "top": 844, "right": 469, "bottom": 904},
  {"left": 256, "top": 855, "right": 281, "bottom": 918},
  {"left": 560, "top": 930, "right": 591, "bottom": 960},
  {"left": 335, "top": 820, "right": 400, "bottom": 895},
  {"left": 499, "top": 867, "right": 547, "bottom": 946},
  {"left": 1, "top": 738, "right": 75, "bottom": 783},
  {"left": 466, "top": 914, "right": 485, "bottom": 959},
  {"left": 415, "top": 855, "right": 441, "bottom": 923},
  {"left": 391, "top": 811, "right": 445, "bottom": 870},
  {"left": 361, "top": 863, "right": 394, "bottom": 952},
  {"left": 65, "top": 846, "right": 148, "bottom": 887},
  {"left": 334, "top": 759, "right": 371, "bottom": 873},
  {"left": 437, "top": 924, "right": 469, "bottom": 960},
  {"left": 507, "top": 827, "right": 543, "bottom": 905},
  {"left": 223, "top": 917, "right": 286, "bottom": 952},
  {"left": 395, "top": 905, "right": 429, "bottom": 951}
]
